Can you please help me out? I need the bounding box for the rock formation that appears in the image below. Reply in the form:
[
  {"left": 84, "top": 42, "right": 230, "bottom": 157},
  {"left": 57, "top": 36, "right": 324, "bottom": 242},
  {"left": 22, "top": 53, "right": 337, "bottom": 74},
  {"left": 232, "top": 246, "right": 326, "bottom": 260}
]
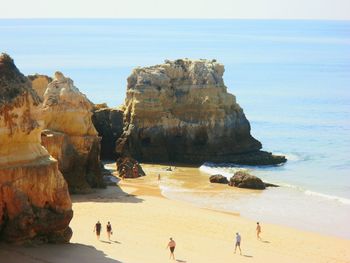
[
  {"left": 116, "top": 59, "right": 286, "bottom": 165},
  {"left": 116, "top": 157, "right": 145, "bottom": 178},
  {"left": 0, "top": 53, "right": 73, "bottom": 243},
  {"left": 40, "top": 72, "right": 104, "bottom": 193},
  {"left": 209, "top": 174, "right": 229, "bottom": 184},
  {"left": 92, "top": 104, "right": 124, "bottom": 160},
  {"left": 28, "top": 74, "right": 52, "bottom": 100},
  {"left": 229, "top": 171, "right": 266, "bottom": 189}
]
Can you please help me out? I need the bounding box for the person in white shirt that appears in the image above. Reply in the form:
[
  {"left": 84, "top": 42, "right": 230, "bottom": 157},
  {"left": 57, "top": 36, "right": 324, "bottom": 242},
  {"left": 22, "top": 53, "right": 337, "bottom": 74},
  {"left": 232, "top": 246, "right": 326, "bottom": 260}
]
[{"left": 235, "top": 232, "right": 242, "bottom": 255}]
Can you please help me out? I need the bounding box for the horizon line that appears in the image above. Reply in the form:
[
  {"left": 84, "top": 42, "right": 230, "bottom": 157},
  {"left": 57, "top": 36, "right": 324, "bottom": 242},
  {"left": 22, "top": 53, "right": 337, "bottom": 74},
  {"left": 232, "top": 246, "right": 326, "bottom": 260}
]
[{"left": 0, "top": 17, "right": 349, "bottom": 21}]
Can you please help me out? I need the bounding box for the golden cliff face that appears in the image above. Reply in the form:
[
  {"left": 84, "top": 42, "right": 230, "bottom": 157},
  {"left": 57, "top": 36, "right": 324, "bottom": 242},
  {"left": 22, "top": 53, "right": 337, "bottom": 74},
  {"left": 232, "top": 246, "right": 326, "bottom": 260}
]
[
  {"left": 42, "top": 71, "right": 97, "bottom": 137},
  {"left": 117, "top": 59, "right": 286, "bottom": 165},
  {"left": 28, "top": 74, "right": 52, "bottom": 101},
  {"left": 40, "top": 72, "right": 104, "bottom": 193},
  {"left": 0, "top": 53, "right": 73, "bottom": 243}
]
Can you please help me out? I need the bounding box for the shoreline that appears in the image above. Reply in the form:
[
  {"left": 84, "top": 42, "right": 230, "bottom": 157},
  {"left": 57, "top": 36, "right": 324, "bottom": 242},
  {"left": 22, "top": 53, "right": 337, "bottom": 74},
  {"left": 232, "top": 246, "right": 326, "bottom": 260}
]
[
  {"left": 141, "top": 163, "right": 350, "bottom": 239},
  {"left": 1, "top": 163, "right": 349, "bottom": 263}
]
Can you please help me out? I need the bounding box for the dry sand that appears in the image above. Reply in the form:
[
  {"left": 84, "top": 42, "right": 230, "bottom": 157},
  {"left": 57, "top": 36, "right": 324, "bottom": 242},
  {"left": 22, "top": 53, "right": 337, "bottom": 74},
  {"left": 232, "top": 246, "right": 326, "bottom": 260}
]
[{"left": 1, "top": 163, "right": 349, "bottom": 263}]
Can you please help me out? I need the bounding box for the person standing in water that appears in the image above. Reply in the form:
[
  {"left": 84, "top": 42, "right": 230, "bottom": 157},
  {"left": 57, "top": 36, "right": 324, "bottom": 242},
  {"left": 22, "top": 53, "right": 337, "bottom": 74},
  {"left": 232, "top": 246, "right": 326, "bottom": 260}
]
[
  {"left": 94, "top": 221, "right": 102, "bottom": 240},
  {"left": 256, "top": 222, "right": 262, "bottom": 240},
  {"left": 234, "top": 232, "right": 242, "bottom": 255},
  {"left": 166, "top": 237, "right": 176, "bottom": 260},
  {"left": 106, "top": 221, "right": 113, "bottom": 241}
]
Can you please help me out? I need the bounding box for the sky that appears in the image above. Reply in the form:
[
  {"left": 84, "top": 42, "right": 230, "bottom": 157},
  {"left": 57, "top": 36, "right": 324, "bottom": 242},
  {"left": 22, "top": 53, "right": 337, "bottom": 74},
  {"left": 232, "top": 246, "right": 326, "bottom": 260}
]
[{"left": 1, "top": 0, "right": 350, "bottom": 20}]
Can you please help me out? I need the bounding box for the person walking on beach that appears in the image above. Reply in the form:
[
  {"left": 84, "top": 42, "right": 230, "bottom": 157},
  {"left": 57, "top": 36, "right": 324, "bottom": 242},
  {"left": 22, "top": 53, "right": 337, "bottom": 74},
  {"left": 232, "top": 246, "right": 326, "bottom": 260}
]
[
  {"left": 133, "top": 164, "right": 139, "bottom": 178},
  {"left": 158, "top": 173, "right": 161, "bottom": 181},
  {"left": 256, "top": 222, "right": 262, "bottom": 240},
  {"left": 94, "top": 221, "right": 102, "bottom": 240},
  {"left": 234, "top": 232, "right": 242, "bottom": 255},
  {"left": 121, "top": 167, "right": 126, "bottom": 180},
  {"left": 106, "top": 221, "right": 113, "bottom": 241},
  {"left": 166, "top": 237, "right": 176, "bottom": 260}
]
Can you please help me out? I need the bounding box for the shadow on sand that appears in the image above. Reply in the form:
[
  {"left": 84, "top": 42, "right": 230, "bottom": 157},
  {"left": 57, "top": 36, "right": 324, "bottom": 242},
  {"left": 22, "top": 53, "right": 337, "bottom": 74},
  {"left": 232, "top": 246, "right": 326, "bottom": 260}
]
[
  {"left": 72, "top": 185, "right": 144, "bottom": 204},
  {"left": 0, "top": 242, "right": 122, "bottom": 263}
]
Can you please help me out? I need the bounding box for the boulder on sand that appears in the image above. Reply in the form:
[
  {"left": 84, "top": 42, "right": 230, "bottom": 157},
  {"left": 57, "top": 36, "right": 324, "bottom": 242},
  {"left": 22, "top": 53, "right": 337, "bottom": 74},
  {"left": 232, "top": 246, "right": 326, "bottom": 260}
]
[
  {"left": 229, "top": 171, "right": 266, "bottom": 189},
  {"left": 116, "top": 157, "right": 146, "bottom": 178},
  {"left": 209, "top": 174, "right": 229, "bottom": 184}
]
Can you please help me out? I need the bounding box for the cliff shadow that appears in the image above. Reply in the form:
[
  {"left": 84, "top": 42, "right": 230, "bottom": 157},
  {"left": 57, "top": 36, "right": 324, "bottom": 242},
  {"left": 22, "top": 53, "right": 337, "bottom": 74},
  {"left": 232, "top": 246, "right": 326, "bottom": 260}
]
[
  {"left": 72, "top": 185, "right": 144, "bottom": 204},
  {"left": 0, "top": 242, "right": 122, "bottom": 263}
]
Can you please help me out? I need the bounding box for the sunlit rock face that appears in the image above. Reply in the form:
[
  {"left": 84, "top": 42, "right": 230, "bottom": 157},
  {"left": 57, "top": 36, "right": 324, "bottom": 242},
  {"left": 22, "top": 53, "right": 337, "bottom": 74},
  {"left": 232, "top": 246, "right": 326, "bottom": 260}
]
[
  {"left": 116, "top": 59, "right": 286, "bottom": 165},
  {"left": 28, "top": 74, "right": 52, "bottom": 100},
  {"left": 0, "top": 53, "right": 73, "bottom": 243},
  {"left": 40, "top": 72, "right": 104, "bottom": 193}
]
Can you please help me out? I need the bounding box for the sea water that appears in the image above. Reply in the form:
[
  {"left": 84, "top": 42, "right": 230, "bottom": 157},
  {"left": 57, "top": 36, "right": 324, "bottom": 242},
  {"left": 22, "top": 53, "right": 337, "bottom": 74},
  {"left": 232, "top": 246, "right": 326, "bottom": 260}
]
[{"left": 1, "top": 19, "right": 349, "bottom": 238}]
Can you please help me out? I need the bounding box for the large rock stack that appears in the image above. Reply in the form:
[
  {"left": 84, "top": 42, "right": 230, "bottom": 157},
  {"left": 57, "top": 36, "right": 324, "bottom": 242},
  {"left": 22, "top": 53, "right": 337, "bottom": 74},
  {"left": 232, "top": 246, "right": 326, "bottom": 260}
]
[
  {"left": 40, "top": 72, "right": 104, "bottom": 193},
  {"left": 116, "top": 59, "right": 286, "bottom": 165},
  {"left": 0, "top": 53, "right": 73, "bottom": 243}
]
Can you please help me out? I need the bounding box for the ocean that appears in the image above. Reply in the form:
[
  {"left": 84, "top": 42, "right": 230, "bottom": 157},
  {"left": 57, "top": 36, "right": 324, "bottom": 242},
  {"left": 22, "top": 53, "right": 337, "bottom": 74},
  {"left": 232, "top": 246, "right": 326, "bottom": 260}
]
[{"left": 1, "top": 19, "right": 349, "bottom": 238}]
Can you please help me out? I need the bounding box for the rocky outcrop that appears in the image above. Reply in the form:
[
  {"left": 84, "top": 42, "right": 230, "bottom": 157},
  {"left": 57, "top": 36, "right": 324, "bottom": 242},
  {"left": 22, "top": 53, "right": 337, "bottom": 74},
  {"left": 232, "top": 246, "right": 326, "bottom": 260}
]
[
  {"left": 116, "top": 59, "right": 286, "bottom": 165},
  {"left": 92, "top": 105, "right": 124, "bottom": 160},
  {"left": 209, "top": 174, "right": 229, "bottom": 184},
  {"left": 0, "top": 53, "right": 72, "bottom": 243},
  {"left": 28, "top": 74, "right": 52, "bottom": 100},
  {"left": 116, "top": 157, "right": 145, "bottom": 178},
  {"left": 40, "top": 72, "right": 104, "bottom": 193},
  {"left": 229, "top": 171, "right": 266, "bottom": 189}
]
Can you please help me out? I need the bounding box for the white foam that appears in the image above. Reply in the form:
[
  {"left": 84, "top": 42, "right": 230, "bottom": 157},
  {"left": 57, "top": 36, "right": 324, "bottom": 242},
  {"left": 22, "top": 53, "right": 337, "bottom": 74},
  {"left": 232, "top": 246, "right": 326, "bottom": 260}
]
[
  {"left": 199, "top": 163, "right": 235, "bottom": 178},
  {"left": 304, "top": 190, "right": 350, "bottom": 205},
  {"left": 273, "top": 152, "right": 302, "bottom": 161}
]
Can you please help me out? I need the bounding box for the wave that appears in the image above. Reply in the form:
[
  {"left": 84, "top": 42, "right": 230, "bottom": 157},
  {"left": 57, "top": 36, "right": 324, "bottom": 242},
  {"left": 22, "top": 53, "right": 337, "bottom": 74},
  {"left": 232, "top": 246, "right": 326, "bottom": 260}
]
[
  {"left": 199, "top": 164, "right": 235, "bottom": 178},
  {"left": 303, "top": 190, "right": 350, "bottom": 205}
]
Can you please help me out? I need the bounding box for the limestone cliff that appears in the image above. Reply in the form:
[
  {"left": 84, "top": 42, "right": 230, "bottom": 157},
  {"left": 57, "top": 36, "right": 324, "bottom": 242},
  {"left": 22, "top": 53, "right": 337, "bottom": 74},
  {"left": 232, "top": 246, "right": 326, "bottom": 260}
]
[
  {"left": 116, "top": 59, "right": 286, "bottom": 165},
  {"left": 0, "top": 53, "right": 73, "bottom": 243},
  {"left": 28, "top": 74, "right": 52, "bottom": 100},
  {"left": 41, "top": 72, "right": 104, "bottom": 193},
  {"left": 92, "top": 105, "right": 124, "bottom": 160}
]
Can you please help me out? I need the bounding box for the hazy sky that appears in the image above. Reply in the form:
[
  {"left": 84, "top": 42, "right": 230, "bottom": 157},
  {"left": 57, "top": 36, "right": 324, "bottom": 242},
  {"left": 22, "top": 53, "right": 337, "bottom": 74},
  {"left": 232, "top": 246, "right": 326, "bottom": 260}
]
[{"left": 1, "top": 0, "right": 350, "bottom": 20}]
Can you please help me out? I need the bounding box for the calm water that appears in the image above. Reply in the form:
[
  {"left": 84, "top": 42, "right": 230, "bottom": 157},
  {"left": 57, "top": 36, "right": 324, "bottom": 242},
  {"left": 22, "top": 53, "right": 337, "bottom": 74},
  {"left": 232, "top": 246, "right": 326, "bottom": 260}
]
[{"left": 1, "top": 19, "right": 349, "bottom": 237}]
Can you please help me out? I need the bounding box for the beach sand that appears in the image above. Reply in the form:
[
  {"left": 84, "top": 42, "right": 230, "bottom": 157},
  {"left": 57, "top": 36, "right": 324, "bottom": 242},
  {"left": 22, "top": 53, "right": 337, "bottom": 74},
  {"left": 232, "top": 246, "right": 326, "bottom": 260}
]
[{"left": 1, "top": 163, "right": 349, "bottom": 263}]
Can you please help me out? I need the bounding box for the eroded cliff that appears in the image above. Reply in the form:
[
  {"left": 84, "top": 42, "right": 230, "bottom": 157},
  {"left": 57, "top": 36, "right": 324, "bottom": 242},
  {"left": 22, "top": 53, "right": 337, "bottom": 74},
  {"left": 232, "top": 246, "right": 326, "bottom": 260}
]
[
  {"left": 0, "top": 53, "right": 73, "bottom": 243},
  {"left": 41, "top": 72, "right": 104, "bottom": 193},
  {"left": 116, "top": 59, "right": 286, "bottom": 165}
]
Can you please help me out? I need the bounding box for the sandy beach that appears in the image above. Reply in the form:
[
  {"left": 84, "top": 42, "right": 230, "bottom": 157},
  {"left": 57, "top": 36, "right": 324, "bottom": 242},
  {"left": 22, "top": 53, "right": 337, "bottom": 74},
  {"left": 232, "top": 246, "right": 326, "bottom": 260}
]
[{"left": 1, "top": 163, "right": 350, "bottom": 263}]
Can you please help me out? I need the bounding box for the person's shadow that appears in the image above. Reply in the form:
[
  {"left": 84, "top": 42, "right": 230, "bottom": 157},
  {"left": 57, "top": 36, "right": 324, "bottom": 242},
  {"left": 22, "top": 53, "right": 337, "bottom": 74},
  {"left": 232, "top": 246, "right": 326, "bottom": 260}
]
[{"left": 176, "top": 260, "right": 187, "bottom": 263}]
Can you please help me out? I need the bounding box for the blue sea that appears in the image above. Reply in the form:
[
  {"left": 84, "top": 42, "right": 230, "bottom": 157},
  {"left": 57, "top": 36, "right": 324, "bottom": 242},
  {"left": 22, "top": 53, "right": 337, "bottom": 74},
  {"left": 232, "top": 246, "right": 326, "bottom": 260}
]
[{"left": 1, "top": 19, "right": 349, "bottom": 238}]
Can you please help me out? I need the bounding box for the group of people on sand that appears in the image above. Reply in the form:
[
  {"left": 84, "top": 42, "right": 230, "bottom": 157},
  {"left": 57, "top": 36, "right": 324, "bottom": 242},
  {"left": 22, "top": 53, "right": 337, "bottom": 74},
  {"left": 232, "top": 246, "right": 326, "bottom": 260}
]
[
  {"left": 234, "top": 222, "right": 263, "bottom": 255},
  {"left": 93, "top": 221, "right": 262, "bottom": 259},
  {"left": 93, "top": 221, "right": 113, "bottom": 241},
  {"left": 166, "top": 222, "right": 262, "bottom": 260}
]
